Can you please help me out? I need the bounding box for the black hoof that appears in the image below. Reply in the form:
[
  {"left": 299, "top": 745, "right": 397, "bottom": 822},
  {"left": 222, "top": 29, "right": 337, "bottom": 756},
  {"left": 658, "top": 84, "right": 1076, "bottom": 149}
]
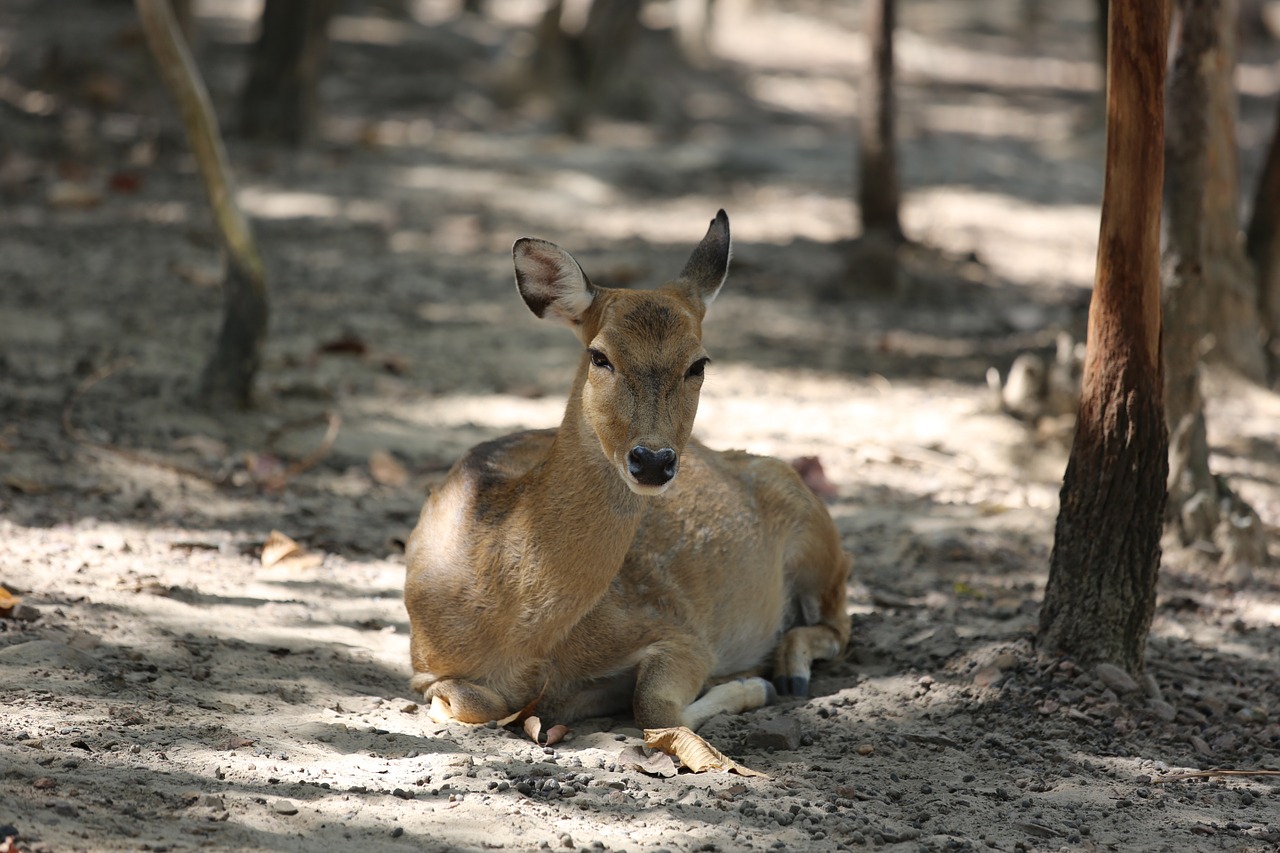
[{"left": 773, "top": 675, "right": 810, "bottom": 698}]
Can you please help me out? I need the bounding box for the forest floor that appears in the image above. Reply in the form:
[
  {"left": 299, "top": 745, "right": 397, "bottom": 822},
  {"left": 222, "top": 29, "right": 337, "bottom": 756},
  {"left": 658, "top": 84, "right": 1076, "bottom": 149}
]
[{"left": 2, "top": 1, "right": 1280, "bottom": 851}]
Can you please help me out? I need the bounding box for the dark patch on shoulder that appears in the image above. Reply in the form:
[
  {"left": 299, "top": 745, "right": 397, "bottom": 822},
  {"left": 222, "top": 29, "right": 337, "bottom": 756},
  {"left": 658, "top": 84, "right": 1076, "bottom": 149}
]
[{"left": 456, "top": 429, "right": 556, "bottom": 522}]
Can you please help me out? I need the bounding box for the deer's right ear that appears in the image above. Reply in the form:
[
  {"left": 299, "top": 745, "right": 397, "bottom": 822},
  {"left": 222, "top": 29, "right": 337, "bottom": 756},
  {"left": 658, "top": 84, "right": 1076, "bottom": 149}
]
[{"left": 514, "top": 238, "right": 596, "bottom": 329}]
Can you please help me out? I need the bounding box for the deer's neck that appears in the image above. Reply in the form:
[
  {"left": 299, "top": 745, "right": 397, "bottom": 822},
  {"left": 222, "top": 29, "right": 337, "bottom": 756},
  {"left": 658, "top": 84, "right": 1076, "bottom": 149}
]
[{"left": 515, "top": 365, "right": 645, "bottom": 640}]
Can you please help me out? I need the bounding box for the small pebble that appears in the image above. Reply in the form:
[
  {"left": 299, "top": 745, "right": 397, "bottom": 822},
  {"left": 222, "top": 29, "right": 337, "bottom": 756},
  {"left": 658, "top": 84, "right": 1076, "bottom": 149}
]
[
  {"left": 271, "top": 800, "right": 298, "bottom": 816},
  {"left": 1095, "top": 663, "right": 1139, "bottom": 695}
]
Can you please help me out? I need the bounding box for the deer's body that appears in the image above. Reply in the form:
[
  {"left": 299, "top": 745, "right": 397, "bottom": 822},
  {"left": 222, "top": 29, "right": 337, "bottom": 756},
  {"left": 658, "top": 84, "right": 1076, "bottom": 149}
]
[{"left": 405, "top": 212, "right": 850, "bottom": 733}]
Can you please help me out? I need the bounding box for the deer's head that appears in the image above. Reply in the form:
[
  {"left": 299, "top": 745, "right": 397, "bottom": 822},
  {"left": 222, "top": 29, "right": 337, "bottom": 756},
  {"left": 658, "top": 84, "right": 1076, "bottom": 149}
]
[{"left": 513, "top": 211, "right": 731, "bottom": 495}]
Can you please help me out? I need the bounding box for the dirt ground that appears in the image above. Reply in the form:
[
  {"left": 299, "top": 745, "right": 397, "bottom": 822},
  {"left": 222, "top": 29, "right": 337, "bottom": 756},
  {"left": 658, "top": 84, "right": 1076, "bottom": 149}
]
[{"left": 3, "top": 1, "right": 1280, "bottom": 851}]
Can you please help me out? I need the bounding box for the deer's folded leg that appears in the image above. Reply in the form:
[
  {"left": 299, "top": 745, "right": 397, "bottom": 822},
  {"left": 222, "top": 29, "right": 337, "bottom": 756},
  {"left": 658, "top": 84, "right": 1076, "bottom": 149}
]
[
  {"left": 772, "top": 623, "right": 845, "bottom": 697},
  {"left": 420, "top": 677, "right": 512, "bottom": 725}
]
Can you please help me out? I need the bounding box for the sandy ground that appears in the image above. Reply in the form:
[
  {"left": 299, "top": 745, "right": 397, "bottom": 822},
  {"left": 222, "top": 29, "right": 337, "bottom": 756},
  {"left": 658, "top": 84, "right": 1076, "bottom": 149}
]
[{"left": 2, "top": 1, "right": 1280, "bottom": 851}]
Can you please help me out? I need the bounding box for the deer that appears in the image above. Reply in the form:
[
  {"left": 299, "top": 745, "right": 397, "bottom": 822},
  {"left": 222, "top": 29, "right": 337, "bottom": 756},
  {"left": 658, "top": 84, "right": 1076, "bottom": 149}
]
[{"left": 404, "top": 211, "right": 851, "bottom": 763}]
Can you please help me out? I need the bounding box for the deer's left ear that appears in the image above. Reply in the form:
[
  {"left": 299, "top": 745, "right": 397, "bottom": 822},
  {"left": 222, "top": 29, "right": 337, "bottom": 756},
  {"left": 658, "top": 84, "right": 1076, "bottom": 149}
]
[
  {"left": 514, "top": 238, "right": 597, "bottom": 329},
  {"left": 677, "top": 209, "right": 731, "bottom": 309}
]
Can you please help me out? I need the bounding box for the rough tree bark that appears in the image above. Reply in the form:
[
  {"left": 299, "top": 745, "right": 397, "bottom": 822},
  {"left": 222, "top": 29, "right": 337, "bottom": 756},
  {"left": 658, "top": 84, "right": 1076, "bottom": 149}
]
[
  {"left": 534, "top": 0, "right": 645, "bottom": 136},
  {"left": 136, "top": 0, "right": 268, "bottom": 410},
  {"left": 1164, "top": 0, "right": 1271, "bottom": 581},
  {"left": 1245, "top": 99, "right": 1280, "bottom": 378},
  {"left": 1199, "top": 0, "right": 1267, "bottom": 379},
  {"left": 1038, "top": 0, "right": 1169, "bottom": 675},
  {"left": 238, "top": 0, "right": 337, "bottom": 146},
  {"left": 857, "top": 0, "right": 902, "bottom": 241},
  {"left": 1164, "top": 0, "right": 1215, "bottom": 534}
]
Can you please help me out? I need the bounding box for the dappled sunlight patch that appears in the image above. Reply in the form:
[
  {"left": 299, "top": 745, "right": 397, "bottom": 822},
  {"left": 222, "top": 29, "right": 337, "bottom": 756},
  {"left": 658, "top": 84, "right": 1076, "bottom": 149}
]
[
  {"left": 905, "top": 189, "right": 1101, "bottom": 288},
  {"left": 237, "top": 187, "right": 395, "bottom": 226}
]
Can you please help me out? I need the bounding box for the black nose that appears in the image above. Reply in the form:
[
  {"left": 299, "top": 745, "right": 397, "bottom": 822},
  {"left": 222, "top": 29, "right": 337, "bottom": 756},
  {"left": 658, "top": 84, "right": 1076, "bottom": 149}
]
[{"left": 627, "top": 446, "right": 678, "bottom": 486}]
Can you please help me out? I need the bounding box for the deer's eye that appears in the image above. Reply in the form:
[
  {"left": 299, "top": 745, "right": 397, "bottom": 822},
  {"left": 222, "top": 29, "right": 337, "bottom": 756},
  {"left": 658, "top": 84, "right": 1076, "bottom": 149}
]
[
  {"left": 686, "top": 357, "right": 710, "bottom": 379},
  {"left": 588, "top": 349, "right": 614, "bottom": 372}
]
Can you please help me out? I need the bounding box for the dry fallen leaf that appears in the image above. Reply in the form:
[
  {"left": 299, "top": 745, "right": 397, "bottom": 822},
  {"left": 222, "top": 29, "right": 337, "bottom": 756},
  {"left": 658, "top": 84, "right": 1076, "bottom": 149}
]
[
  {"left": 261, "top": 530, "right": 324, "bottom": 570},
  {"left": 261, "top": 530, "right": 303, "bottom": 568},
  {"left": 0, "top": 586, "right": 21, "bottom": 616},
  {"left": 318, "top": 333, "right": 368, "bottom": 356},
  {"left": 618, "top": 745, "right": 679, "bottom": 778},
  {"left": 522, "top": 715, "right": 569, "bottom": 746},
  {"left": 643, "top": 727, "right": 768, "bottom": 778},
  {"left": 523, "top": 715, "right": 544, "bottom": 743},
  {"left": 47, "top": 180, "right": 102, "bottom": 209},
  {"left": 369, "top": 450, "right": 408, "bottom": 487}
]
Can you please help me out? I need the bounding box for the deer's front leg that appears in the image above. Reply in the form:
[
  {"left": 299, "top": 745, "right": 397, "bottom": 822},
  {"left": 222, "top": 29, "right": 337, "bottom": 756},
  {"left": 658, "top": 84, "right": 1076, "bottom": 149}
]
[
  {"left": 414, "top": 674, "right": 512, "bottom": 724},
  {"left": 633, "top": 640, "right": 774, "bottom": 731}
]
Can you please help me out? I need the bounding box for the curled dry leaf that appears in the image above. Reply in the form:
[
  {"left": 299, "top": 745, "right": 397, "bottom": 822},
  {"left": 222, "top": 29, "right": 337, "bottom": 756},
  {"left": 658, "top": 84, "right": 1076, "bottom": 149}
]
[
  {"left": 643, "top": 727, "right": 768, "bottom": 778},
  {"left": 618, "top": 745, "right": 679, "bottom": 778},
  {"left": 260, "top": 530, "right": 324, "bottom": 570},
  {"left": 369, "top": 450, "right": 408, "bottom": 487},
  {"left": 0, "top": 586, "right": 20, "bottom": 615},
  {"left": 261, "top": 530, "right": 303, "bottom": 568},
  {"left": 521, "top": 715, "right": 569, "bottom": 746}
]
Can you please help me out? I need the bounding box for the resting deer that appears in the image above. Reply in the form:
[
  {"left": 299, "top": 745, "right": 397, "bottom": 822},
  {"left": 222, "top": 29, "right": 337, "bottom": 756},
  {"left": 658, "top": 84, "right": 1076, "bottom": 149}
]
[{"left": 404, "top": 211, "right": 850, "bottom": 760}]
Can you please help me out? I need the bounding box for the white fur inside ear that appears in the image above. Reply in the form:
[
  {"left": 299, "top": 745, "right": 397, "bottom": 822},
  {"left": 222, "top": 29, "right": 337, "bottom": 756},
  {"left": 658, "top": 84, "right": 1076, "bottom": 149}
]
[
  {"left": 700, "top": 242, "right": 731, "bottom": 308},
  {"left": 513, "top": 238, "right": 595, "bottom": 326}
]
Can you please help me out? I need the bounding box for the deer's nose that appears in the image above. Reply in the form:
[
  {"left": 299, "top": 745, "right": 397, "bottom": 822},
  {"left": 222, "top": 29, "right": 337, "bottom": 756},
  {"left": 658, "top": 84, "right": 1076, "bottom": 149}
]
[{"left": 627, "top": 446, "right": 678, "bottom": 486}]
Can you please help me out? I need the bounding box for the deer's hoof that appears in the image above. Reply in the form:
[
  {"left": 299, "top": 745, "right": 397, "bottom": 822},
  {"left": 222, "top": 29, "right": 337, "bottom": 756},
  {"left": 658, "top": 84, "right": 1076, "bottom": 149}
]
[{"left": 772, "top": 675, "right": 810, "bottom": 698}]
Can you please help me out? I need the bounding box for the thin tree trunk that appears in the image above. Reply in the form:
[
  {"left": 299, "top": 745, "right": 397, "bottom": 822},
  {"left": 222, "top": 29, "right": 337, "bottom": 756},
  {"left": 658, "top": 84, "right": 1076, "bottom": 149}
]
[
  {"left": 239, "top": 0, "right": 337, "bottom": 146},
  {"left": 1164, "top": 0, "right": 1219, "bottom": 541},
  {"left": 1200, "top": 0, "right": 1267, "bottom": 378},
  {"left": 1038, "top": 0, "right": 1169, "bottom": 675},
  {"left": 857, "top": 0, "right": 902, "bottom": 241},
  {"left": 532, "top": 0, "right": 644, "bottom": 136},
  {"left": 135, "top": 0, "right": 268, "bottom": 410},
  {"left": 1245, "top": 100, "right": 1280, "bottom": 377}
]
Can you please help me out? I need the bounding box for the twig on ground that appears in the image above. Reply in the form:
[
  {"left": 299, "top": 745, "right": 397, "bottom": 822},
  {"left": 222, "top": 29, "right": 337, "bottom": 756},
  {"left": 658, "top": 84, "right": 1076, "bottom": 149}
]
[
  {"left": 1152, "top": 769, "right": 1280, "bottom": 783},
  {"left": 260, "top": 411, "right": 341, "bottom": 492}
]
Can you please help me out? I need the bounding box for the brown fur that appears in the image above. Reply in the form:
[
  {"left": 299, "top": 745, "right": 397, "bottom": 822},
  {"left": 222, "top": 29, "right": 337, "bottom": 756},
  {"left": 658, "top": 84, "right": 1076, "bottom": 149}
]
[{"left": 404, "top": 211, "right": 851, "bottom": 730}]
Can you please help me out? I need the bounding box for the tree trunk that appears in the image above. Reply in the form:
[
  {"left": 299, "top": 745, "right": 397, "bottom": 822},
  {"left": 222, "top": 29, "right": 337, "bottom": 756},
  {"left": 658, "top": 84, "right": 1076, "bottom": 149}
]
[
  {"left": 136, "top": 0, "right": 269, "bottom": 410},
  {"left": 239, "top": 0, "right": 337, "bottom": 146},
  {"left": 1162, "top": 0, "right": 1271, "bottom": 580},
  {"left": 1038, "top": 0, "right": 1169, "bottom": 676},
  {"left": 857, "top": 0, "right": 902, "bottom": 241},
  {"left": 1245, "top": 99, "right": 1280, "bottom": 377},
  {"left": 1199, "top": 0, "right": 1267, "bottom": 378},
  {"left": 1164, "top": 0, "right": 1216, "bottom": 538},
  {"left": 532, "top": 0, "right": 644, "bottom": 136}
]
